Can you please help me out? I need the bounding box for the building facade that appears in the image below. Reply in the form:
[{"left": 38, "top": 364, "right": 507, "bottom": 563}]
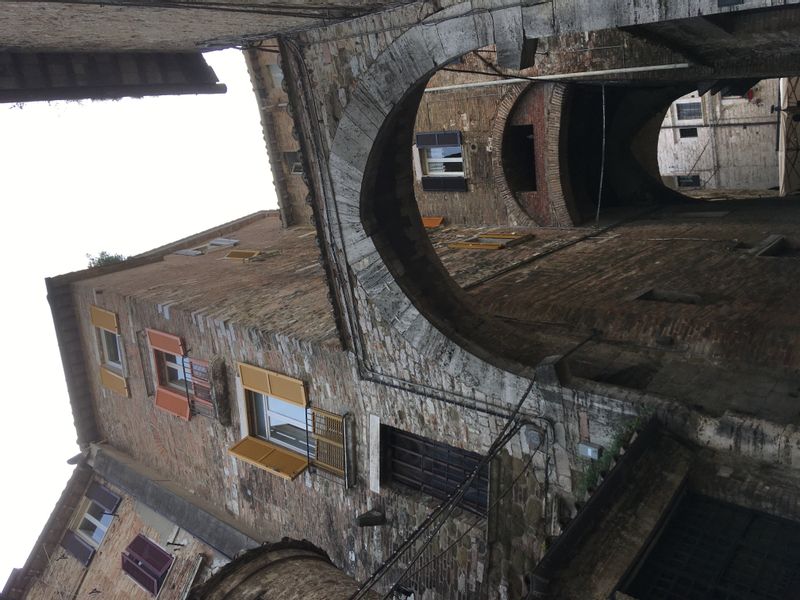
[{"left": 7, "top": 2, "right": 800, "bottom": 600}]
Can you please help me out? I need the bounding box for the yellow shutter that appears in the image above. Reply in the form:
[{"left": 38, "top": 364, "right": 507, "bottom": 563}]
[
  {"left": 238, "top": 363, "right": 271, "bottom": 395},
  {"left": 268, "top": 371, "right": 306, "bottom": 407},
  {"left": 238, "top": 363, "right": 306, "bottom": 407},
  {"left": 100, "top": 366, "right": 128, "bottom": 397},
  {"left": 90, "top": 305, "right": 118, "bottom": 333},
  {"left": 228, "top": 436, "right": 308, "bottom": 480}
]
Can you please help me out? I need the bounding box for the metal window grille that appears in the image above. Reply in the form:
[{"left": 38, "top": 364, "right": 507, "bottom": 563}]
[
  {"left": 382, "top": 426, "right": 489, "bottom": 516},
  {"left": 622, "top": 493, "right": 800, "bottom": 600},
  {"left": 677, "top": 175, "right": 701, "bottom": 187},
  {"left": 679, "top": 127, "right": 698, "bottom": 138},
  {"left": 676, "top": 101, "right": 702, "bottom": 120}
]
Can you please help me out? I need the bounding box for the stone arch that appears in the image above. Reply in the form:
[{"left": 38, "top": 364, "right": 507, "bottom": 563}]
[{"left": 328, "top": 7, "right": 550, "bottom": 382}]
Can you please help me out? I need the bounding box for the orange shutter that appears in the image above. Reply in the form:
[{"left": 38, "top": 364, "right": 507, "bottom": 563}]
[
  {"left": 146, "top": 329, "right": 184, "bottom": 355},
  {"left": 238, "top": 363, "right": 306, "bottom": 406},
  {"left": 238, "top": 363, "right": 271, "bottom": 395},
  {"left": 90, "top": 305, "right": 118, "bottom": 333},
  {"left": 267, "top": 371, "right": 306, "bottom": 407},
  {"left": 155, "top": 387, "right": 190, "bottom": 420},
  {"left": 228, "top": 437, "right": 308, "bottom": 480},
  {"left": 100, "top": 366, "right": 128, "bottom": 397}
]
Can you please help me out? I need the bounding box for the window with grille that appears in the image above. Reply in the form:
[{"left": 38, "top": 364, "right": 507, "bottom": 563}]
[
  {"left": 679, "top": 127, "right": 698, "bottom": 138},
  {"left": 676, "top": 101, "right": 702, "bottom": 121},
  {"left": 677, "top": 175, "right": 701, "bottom": 187},
  {"left": 381, "top": 426, "right": 489, "bottom": 515}
]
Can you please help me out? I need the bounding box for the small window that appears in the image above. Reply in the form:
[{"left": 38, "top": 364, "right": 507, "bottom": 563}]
[
  {"left": 146, "top": 329, "right": 212, "bottom": 419},
  {"left": 416, "top": 131, "right": 467, "bottom": 193},
  {"left": 677, "top": 175, "right": 701, "bottom": 188},
  {"left": 60, "top": 482, "right": 121, "bottom": 566},
  {"left": 381, "top": 425, "right": 489, "bottom": 515},
  {"left": 679, "top": 127, "right": 698, "bottom": 138},
  {"left": 121, "top": 534, "right": 174, "bottom": 596},
  {"left": 224, "top": 249, "right": 261, "bottom": 260},
  {"left": 676, "top": 102, "right": 702, "bottom": 121},
  {"left": 90, "top": 305, "right": 128, "bottom": 396}
]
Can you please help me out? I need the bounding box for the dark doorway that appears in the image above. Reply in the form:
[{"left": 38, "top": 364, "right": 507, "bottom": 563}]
[
  {"left": 502, "top": 124, "right": 537, "bottom": 192},
  {"left": 622, "top": 493, "right": 800, "bottom": 600}
]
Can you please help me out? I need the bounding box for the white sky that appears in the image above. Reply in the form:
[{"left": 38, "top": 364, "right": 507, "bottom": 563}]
[{"left": 0, "top": 49, "right": 276, "bottom": 587}]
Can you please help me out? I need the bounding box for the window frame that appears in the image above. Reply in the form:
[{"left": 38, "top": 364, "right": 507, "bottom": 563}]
[
  {"left": 675, "top": 101, "right": 703, "bottom": 121},
  {"left": 246, "top": 389, "right": 313, "bottom": 456},
  {"left": 419, "top": 145, "right": 465, "bottom": 178},
  {"left": 72, "top": 497, "right": 114, "bottom": 550},
  {"left": 121, "top": 534, "right": 174, "bottom": 596},
  {"left": 381, "top": 425, "right": 490, "bottom": 516}
]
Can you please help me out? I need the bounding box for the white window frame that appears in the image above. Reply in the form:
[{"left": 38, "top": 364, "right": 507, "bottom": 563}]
[
  {"left": 71, "top": 498, "right": 113, "bottom": 550},
  {"left": 97, "top": 327, "right": 124, "bottom": 373},
  {"left": 419, "top": 145, "right": 465, "bottom": 177},
  {"left": 247, "top": 390, "right": 312, "bottom": 455}
]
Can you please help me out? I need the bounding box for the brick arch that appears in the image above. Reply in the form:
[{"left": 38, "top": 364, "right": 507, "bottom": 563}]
[{"left": 490, "top": 81, "right": 577, "bottom": 227}]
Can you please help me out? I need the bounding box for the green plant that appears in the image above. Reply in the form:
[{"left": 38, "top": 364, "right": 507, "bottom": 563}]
[
  {"left": 86, "top": 251, "right": 127, "bottom": 268},
  {"left": 575, "top": 416, "right": 645, "bottom": 500}
]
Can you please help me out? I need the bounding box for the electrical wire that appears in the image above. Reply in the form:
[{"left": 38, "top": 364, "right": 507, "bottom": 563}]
[
  {"left": 595, "top": 83, "right": 606, "bottom": 224},
  {"left": 1, "top": 0, "right": 374, "bottom": 20},
  {"left": 349, "top": 382, "right": 537, "bottom": 600},
  {"left": 400, "top": 432, "right": 545, "bottom": 586}
]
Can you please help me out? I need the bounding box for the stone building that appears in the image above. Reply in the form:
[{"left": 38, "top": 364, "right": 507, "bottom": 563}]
[
  {"left": 2, "top": 459, "right": 228, "bottom": 600},
  {"left": 658, "top": 79, "right": 781, "bottom": 193},
  {"left": 7, "top": 2, "right": 800, "bottom": 599}
]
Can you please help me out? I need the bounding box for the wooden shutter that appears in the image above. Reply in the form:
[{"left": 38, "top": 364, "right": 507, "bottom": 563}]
[
  {"left": 126, "top": 534, "right": 174, "bottom": 579},
  {"left": 238, "top": 363, "right": 271, "bottom": 394},
  {"left": 90, "top": 305, "right": 118, "bottom": 333},
  {"left": 122, "top": 553, "right": 159, "bottom": 595},
  {"left": 228, "top": 436, "right": 308, "bottom": 480},
  {"left": 415, "top": 130, "right": 462, "bottom": 148},
  {"left": 146, "top": 329, "right": 184, "bottom": 356},
  {"left": 268, "top": 371, "right": 306, "bottom": 407},
  {"left": 85, "top": 482, "right": 121, "bottom": 514},
  {"left": 155, "top": 387, "right": 190, "bottom": 420},
  {"left": 100, "top": 366, "right": 129, "bottom": 397},
  {"left": 61, "top": 530, "right": 95, "bottom": 566}
]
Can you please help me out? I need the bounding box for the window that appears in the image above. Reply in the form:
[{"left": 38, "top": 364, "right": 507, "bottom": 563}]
[
  {"left": 677, "top": 175, "right": 701, "bottom": 188},
  {"left": 229, "top": 363, "right": 309, "bottom": 480},
  {"left": 679, "top": 127, "right": 698, "bottom": 138},
  {"left": 676, "top": 101, "right": 702, "bottom": 121},
  {"left": 121, "top": 534, "right": 174, "bottom": 596},
  {"left": 284, "top": 151, "right": 303, "bottom": 175},
  {"left": 174, "top": 237, "right": 238, "bottom": 256},
  {"left": 247, "top": 390, "right": 312, "bottom": 454},
  {"left": 381, "top": 426, "right": 489, "bottom": 516},
  {"left": 60, "top": 482, "right": 121, "bottom": 566},
  {"left": 146, "top": 329, "right": 212, "bottom": 420},
  {"left": 416, "top": 131, "right": 467, "bottom": 192},
  {"left": 90, "top": 305, "right": 128, "bottom": 397}
]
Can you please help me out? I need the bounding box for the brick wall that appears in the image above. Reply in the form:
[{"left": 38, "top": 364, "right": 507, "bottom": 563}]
[{"left": 25, "top": 477, "right": 221, "bottom": 600}]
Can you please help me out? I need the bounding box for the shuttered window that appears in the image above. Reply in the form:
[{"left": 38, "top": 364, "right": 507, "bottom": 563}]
[
  {"left": 91, "top": 306, "right": 128, "bottom": 396},
  {"left": 121, "top": 534, "right": 174, "bottom": 596},
  {"left": 230, "top": 363, "right": 310, "bottom": 479},
  {"left": 147, "top": 329, "right": 212, "bottom": 420},
  {"left": 61, "top": 482, "right": 120, "bottom": 566}
]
